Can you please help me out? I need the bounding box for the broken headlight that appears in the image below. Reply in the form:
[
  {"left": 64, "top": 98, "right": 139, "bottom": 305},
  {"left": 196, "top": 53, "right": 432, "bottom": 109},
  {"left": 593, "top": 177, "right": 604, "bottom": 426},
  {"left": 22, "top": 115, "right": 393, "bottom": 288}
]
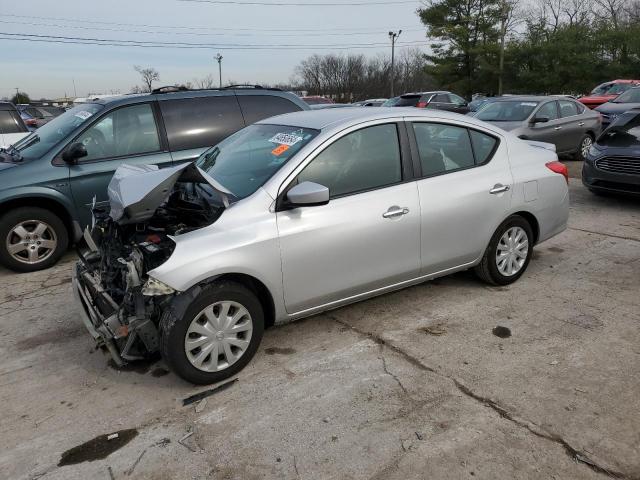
[{"left": 142, "top": 277, "right": 176, "bottom": 296}]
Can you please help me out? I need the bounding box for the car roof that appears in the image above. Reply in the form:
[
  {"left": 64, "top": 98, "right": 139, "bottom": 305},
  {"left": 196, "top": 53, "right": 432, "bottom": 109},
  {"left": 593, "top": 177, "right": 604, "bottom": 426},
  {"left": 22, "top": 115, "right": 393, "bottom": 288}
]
[
  {"left": 0, "top": 102, "right": 17, "bottom": 111},
  {"left": 81, "top": 88, "right": 307, "bottom": 110},
  {"left": 401, "top": 91, "right": 449, "bottom": 97},
  {"left": 256, "top": 106, "right": 495, "bottom": 131},
  {"left": 492, "top": 95, "right": 572, "bottom": 103}
]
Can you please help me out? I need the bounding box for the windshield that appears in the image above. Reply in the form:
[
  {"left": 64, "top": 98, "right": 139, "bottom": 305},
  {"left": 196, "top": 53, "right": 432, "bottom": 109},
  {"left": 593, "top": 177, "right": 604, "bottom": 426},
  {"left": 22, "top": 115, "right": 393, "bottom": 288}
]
[
  {"left": 382, "top": 97, "right": 400, "bottom": 107},
  {"left": 612, "top": 88, "right": 640, "bottom": 103},
  {"left": 598, "top": 111, "right": 640, "bottom": 146},
  {"left": 591, "top": 82, "right": 633, "bottom": 96},
  {"left": 196, "top": 124, "right": 319, "bottom": 199},
  {"left": 12, "top": 103, "right": 104, "bottom": 160},
  {"left": 476, "top": 100, "right": 538, "bottom": 121}
]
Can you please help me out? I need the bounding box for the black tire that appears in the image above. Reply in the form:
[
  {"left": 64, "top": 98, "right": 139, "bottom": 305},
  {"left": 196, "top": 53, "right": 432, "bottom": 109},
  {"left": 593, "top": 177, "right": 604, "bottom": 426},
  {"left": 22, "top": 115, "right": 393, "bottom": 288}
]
[
  {"left": 574, "top": 134, "right": 593, "bottom": 161},
  {"left": 160, "top": 280, "right": 264, "bottom": 385},
  {"left": 0, "top": 207, "right": 69, "bottom": 273},
  {"left": 474, "top": 215, "right": 534, "bottom": 286}
]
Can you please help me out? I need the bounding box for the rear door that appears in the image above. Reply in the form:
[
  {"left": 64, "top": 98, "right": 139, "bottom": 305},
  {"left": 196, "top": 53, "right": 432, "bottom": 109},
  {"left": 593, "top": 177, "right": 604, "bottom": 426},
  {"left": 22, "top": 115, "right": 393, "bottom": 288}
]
[
  {"left": 407, "top": 121, "right": 512, "bottom": 273},
  {"left": 557, "top": 100, "right": 584, "bottom": 152},
  {"left": 159, "top": 95, "right": 245, "bottom": 163},
  {"left": 276, "top": 122, "right": 420, "bottom": 313},
  {"left": 67, "top": 102, "right": 172, "bottom": 228}
]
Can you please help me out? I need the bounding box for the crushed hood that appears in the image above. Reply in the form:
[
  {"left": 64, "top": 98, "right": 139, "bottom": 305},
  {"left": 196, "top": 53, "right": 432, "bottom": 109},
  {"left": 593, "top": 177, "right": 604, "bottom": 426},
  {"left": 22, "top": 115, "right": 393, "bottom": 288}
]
[{"left": 107, "top": 162, "right": 233, "bottom": 224}]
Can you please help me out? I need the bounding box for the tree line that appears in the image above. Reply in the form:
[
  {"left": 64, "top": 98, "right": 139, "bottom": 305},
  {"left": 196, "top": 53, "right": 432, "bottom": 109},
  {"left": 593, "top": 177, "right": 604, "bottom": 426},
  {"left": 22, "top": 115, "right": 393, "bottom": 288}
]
[{"left": 294, "top": 0, "right": 640, "bottom": 100}]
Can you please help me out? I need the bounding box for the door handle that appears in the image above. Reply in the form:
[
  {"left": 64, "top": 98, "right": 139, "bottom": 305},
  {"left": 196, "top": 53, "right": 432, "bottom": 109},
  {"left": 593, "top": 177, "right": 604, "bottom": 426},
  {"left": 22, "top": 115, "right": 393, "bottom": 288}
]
[
  {"left": 383, "top": 206, "right": 409, "bottom": 218},
  {"left": 489, "top": 184, "right": 510, "bottom": 194},
  {"left": 578, "top": 122, "right": 585, "bottom": 126},
  {"left": 554, "top": 126, "right": 562, "bottom": 130}
]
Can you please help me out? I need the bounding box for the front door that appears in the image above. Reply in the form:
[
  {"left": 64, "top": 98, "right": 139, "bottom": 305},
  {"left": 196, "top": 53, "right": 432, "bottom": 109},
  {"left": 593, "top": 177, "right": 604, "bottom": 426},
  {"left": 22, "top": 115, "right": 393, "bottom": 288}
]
[
  {"left": 276, "top": 123, "right": 421, "bottom": 313},
  {"left": 408, "top": 121, "right": 513, "bottom": 273},
  {"left": 527, "top": 100, "right": 564, "bottom": 151},
  {"left": 66, "top": 103, "right": 172, "bottom": 228}
]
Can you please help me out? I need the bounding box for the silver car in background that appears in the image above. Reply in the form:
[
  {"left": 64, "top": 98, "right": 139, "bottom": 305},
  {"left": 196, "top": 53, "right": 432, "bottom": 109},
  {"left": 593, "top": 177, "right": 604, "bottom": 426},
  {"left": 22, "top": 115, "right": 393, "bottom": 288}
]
[
  {"left": 475, "top": 96, "right": 601, "bottom": 160},
  {"left": 74, "top": 108, "right": 569, "bottom": 384}
]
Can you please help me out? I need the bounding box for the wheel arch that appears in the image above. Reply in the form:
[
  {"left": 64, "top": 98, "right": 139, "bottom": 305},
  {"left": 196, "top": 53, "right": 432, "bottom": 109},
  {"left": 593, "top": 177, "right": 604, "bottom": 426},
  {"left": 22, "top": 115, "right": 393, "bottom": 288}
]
[
  {"left": 511, "top": 210, "right": 540, "bottom": 244},
  {"left": 198, "top": 273, "right": 276, "bottom": 328},
  {"left": 0, "top": 196, "right": 75, "bottom": 240}
]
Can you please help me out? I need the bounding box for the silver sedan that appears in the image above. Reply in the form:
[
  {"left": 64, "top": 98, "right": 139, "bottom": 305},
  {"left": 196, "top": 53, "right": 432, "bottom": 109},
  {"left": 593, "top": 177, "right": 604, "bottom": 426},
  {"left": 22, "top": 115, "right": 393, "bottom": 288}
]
[
  {"left": 74, "top": 108, "right": 569, "bottom": 384},
  {"left": 474, "top": 96, "right": 601, "bottom": 160}
]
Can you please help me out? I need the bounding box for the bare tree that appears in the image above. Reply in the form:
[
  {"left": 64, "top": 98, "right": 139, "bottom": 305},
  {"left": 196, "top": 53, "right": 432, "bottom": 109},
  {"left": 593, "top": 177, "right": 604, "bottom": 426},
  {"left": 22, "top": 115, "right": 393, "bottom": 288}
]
[
  {"left": 134, "top": 65, "right": 160, "bottom": 93},
  {"left": 196, "top": 74, "right": 216, "bottom": 89},
  {"left": 498, "top": 0, "right": 521, "bottom": 95}
]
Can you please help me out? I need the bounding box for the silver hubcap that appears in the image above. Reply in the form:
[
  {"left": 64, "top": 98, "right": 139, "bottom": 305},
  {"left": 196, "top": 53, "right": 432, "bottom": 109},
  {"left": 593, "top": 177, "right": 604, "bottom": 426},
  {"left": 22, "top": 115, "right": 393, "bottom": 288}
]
[
  {"left": 496, "top": 226, "right": 529, "bottom": 277},
  {"left": 5, "top": 220, "right": 57, "bottom": 265},
  {"left": 185, "top": 301, "right": 253, "bottom": 372},
  {"left": 581, "top": 137, "right": 592, "bottom": 157}
]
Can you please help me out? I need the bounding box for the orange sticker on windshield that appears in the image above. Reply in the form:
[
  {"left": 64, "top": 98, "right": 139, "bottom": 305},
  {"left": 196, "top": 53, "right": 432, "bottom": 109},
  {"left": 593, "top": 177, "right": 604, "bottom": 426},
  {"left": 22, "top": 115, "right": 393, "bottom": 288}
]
[{"left": 271, "top": 144, "right": 289, "bottom": 156}]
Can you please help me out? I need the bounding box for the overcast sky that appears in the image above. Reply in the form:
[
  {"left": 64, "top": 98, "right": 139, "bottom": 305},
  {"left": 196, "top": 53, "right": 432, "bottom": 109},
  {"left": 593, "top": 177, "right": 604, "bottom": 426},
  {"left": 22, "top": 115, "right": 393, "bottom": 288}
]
[{"left": 0, "top": 0, "right": 427, "bottom": 99}]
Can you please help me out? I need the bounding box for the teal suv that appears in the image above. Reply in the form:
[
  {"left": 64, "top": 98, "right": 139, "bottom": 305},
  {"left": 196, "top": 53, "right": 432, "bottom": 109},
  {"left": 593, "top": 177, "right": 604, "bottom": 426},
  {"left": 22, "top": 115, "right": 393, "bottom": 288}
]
[{"left": 0, "top": 87, "right": 308, "bottom": 272}]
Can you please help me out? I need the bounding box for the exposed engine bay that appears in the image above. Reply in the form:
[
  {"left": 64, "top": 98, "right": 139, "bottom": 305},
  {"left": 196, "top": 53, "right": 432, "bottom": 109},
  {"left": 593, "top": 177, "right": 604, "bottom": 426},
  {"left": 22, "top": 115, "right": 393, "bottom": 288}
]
[{"left": 73, "top": 162, "right": 229, "bottom": 365}]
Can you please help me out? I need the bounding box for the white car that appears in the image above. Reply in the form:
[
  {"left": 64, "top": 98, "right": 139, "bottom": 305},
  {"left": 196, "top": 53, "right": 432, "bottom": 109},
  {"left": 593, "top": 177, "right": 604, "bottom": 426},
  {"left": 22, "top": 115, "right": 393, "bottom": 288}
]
[
  {"left": 74, "top": 108, "right": 570, "bottom": 384},
  {"left": 0, "top": 102, "right": 30, "bottom": 149}
]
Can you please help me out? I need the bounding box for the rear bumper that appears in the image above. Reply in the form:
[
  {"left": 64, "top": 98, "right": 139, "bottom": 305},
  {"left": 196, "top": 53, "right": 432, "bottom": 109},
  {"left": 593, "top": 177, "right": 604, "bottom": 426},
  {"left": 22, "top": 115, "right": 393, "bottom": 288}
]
[{"left": 582, "top": 161, "right": 640, "bottom": 196}]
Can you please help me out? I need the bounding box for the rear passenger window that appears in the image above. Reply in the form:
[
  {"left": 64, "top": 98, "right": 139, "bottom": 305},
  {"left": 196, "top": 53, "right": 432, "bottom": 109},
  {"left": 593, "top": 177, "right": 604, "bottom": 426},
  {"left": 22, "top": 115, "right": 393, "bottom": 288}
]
[
  {"left": 160, "top": 96, "right": 245, "bottom": 151},
  {"left": 470, "top": 130, "right": 497, "bottom": 164},
  {"left": 237, "top": 95, "right": 302, "bottom": 124},
  {"left": 433, "top": 94, "right": 449, "bottom": 103},
  {"left": 412, "top": 123, "right": 474, "bottom": 176},
  {"left": 559, "top": 100, "right": 579, "bottom": 118},
  {"left": 296, "top": 124, "right": 402, "bottom": 198}
]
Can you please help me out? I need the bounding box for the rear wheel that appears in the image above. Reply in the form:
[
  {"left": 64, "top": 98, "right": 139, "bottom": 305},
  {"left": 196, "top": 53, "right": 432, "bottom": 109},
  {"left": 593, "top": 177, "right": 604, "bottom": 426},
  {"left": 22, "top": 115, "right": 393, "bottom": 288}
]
[
  {"left": 0, "top": 207, "right": 68, "bottom": 272},
  {"left": 160, "top": 281, "right": 264, "bottom": 384},
  {"left": 474, "top": 215, "right": 533, "bottom": 286},
  {"left": 575, "top": 134, "right": 593, "bottom": 161}
]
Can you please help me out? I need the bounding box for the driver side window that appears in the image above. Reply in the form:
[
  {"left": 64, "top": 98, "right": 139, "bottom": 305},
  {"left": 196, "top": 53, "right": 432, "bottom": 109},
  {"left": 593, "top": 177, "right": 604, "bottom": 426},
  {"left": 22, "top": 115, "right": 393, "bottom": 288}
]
[
  {"left": 296, "top": 124, "right": 402, "bottom": 198},
  {"left": 536, "top": 101, "right": 559, "bottom": 121},
  {"left": 75, "top": 103, "right": 160, "bottom": 162}
]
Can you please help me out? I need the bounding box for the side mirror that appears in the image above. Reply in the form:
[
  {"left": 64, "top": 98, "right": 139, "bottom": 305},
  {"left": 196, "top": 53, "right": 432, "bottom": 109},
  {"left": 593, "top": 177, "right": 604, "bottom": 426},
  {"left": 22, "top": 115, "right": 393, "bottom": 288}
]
[
  {"left": 286, "top": 181, "right": 329, "bottom": 207},
  {"left": 62, "top": 142, "right": 88, "bottom": 164},
  {"left": 532, "top": 116, "right": 550, "bottom": 124}
]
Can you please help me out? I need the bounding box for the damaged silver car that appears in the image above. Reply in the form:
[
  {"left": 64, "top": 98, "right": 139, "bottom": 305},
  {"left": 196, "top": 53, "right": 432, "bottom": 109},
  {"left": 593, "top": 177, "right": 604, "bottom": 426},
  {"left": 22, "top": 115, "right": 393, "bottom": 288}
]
[{"left": 73, "top": 109, "right": 569, "bottom": 384}]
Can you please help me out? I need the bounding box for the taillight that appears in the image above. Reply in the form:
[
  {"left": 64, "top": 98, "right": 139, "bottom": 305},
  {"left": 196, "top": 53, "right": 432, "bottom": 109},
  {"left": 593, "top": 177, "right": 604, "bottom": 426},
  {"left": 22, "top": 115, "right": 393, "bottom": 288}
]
[
  {"left": 25, "top": 119, "right": 37, "bottom": 126},
  {"left": 546, "top": 161, "right": 568, "bottom": 184},
  {"left": 416, "top": 101, "right": 428, "bottom": 108}
]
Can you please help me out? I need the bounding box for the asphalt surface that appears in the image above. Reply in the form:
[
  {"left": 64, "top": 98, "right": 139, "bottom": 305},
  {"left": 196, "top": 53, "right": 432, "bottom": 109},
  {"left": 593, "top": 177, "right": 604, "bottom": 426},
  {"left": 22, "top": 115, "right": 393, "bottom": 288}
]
[{"left": 0, "top": 163, "right": 639, "bottom": 480}]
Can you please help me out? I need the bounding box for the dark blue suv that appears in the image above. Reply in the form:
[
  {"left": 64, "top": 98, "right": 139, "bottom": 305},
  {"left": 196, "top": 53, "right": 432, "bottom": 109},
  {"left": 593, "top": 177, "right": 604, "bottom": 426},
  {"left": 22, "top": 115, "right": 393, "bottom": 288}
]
[{"left": 0, "top": 87, "right": 308, "bottom": 272}]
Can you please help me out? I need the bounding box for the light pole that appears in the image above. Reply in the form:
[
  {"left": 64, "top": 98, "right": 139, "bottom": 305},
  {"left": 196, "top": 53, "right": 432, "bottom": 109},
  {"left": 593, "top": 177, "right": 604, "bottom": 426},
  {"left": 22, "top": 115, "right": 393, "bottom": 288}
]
[
  {"left": 388, "top": 30, "right": 402, "bottom": 97},
  {"left": 215, "top": 53, "right": 223, "bottom": 88}
]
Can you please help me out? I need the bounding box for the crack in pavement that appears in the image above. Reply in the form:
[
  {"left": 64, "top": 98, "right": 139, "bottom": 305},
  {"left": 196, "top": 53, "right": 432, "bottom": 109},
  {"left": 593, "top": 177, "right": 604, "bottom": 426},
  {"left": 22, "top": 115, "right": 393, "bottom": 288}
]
[
  {"left": 329, "top": 315, "right": 631, "bottom": 479},
  {"left": 379, "top": 345, "right": 409, "bottom": 397},
  {"left": 568, "top": 227, "right": 640, "bottom": 243}
]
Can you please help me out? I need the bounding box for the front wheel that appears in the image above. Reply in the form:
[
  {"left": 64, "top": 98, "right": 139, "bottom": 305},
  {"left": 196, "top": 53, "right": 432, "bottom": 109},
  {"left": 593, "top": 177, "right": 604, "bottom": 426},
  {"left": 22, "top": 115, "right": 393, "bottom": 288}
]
[
  {"left": 0, "top": 207, "right": 69, "bottom": 272},
  {"left": 575, "top": 134, "right": 593, "bottom": 161},
  {"left": 474, "top": 216, "right": 534, "bottom": 286},
  {"left": 160, "top": 281, "right": 264, "bottom": 384}
]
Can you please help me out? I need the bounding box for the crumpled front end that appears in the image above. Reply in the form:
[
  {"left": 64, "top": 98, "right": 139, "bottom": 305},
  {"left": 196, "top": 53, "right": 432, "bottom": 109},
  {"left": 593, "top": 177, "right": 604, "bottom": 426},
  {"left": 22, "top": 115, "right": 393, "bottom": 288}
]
[
  {"left": 72, "top": 161, "right": 228, "bottom": 366},
  {"left": 73, "top": 227, "right": 173, "bottom": 366}
]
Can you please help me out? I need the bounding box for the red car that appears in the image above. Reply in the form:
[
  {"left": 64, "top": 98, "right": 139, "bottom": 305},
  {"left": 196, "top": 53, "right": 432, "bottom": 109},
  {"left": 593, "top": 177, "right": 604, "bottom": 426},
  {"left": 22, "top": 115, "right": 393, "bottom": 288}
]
[{"left": 579, "top": 80, "right": 640, "bottom": 108}]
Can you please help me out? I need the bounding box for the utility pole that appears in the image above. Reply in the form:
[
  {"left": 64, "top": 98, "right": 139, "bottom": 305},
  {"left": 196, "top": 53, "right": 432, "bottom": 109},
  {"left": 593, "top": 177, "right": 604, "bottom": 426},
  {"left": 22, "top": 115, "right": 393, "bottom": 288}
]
[
  {"left": 14, "top": 87, "right": 19, "bottom": 103},
  {"left": 215, "top": 53, "right": 223, "bottom": 88},
  {"left": 388, "top": 30, "right": 402, "bottom": 97},
  {"left": 72, "top": 78, "right": 77, "bottom": 98}
]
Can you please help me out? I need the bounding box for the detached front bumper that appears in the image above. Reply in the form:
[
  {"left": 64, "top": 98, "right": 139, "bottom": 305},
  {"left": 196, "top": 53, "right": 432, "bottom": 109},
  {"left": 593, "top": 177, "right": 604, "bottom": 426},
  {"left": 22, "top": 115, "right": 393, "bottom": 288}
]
[{"left": 72, "top": 258, "right": 162, "bottom": 366}]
